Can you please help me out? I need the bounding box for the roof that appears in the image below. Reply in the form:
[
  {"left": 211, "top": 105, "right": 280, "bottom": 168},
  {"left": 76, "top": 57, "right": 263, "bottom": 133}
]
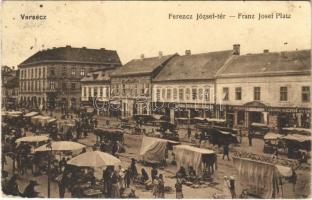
[
  {"left": 217, "top": 50, "right": 311, "bottom": 78},
  {"left": 153, "top": 50, "right": 233, "bottom": 82},
  {"left": 81, "top": 69, "right": 114, "bottom": 83},
  {"left": 111, "top": 54, "right": 176, "bottom": 77},
  {"left": 19, "top": 46, "right": 122, "bottom": 67}
]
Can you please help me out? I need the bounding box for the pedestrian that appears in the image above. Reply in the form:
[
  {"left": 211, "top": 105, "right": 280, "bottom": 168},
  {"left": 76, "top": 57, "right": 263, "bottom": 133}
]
[
  {"left": 152, "top": 176, "right": 159, "bottom": 198},
  {"left": 111, "top": 170, "right": 120, "bottom": 198},
  {"left": 289, "top": 168, "right": 297, "bottom": 192},
  {"left": 59, "top": 157, "right": 67, "bottom": 172},
  {"left": 58, "top": 174, "right": 66, "bottom": 198},
  {"left": 151, "top": 165, "right": 158, "bottom": 182},
  {"left": 187, "top": 127, "right": 191, "bottom": 139},
  {"left": 158, "top": 174, "right": 165, "bottom": 198},
  {"left": 175, "top": 178, "right": 183, "bottom": 199},
  {"left": 118, "top": 166, "right": 125, "bottom": 190},
  {"left": 6, "top": 174, "right": 21, "bottom": 196},
  {"left": 130, "top": 158, "right": 138, "bottom": 182},
  {"left": 22, "top": 180, "right": 39, "bottom": 198},
  {"left": 239, "top": 129, "right": 243, "bottom": 144},
  {"left": 229, "top": 176, "right": 236, "bottom": 198},
  {"left": 141, "top": 168, "right": 149, "bottom": 183},
  {"left": 124, "top": 168, "right": 131, "bottom": 188},
  {"left": 223, "top": 144, "right": 230, "bottom": 161},
  {"left": 248, "top": 130, "right": 253, "bottom": 146},
  {"left": 223, "top": 176, "right": 231, "bottom": 198}
]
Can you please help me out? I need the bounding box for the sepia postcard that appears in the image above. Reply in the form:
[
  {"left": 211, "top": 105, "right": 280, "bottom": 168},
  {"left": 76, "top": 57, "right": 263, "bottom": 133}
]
[{"left": 1, "top": 1, "right": 311, "bottom": 199}]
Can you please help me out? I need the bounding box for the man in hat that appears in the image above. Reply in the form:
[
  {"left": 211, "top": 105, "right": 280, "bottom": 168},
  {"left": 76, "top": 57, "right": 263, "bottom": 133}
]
[{"left": 22, "top": 180, "right": 40, "bottom": 198}]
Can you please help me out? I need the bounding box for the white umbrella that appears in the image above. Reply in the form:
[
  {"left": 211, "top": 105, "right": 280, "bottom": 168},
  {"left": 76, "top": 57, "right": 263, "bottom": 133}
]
[
  {"left": 35, "top": 141, "right": 86, "bottom": 152},
  {"left": 67, "top": 151, "right": 121, "bottom": 167},
  {"left": 15, "top": 135, "right": 49, "bottom": 143}
]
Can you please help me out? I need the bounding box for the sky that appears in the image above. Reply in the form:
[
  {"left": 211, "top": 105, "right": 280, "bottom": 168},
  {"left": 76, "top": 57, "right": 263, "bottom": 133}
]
[{"left": 1, "top": 1, "right": 311, "bottom": 68}]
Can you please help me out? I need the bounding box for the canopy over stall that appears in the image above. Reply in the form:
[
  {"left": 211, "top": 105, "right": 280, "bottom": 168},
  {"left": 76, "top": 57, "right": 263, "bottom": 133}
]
[
  {"left": 139, "top": 136, "right": 179, "bottom": 164},
  {"left": 233, "top": 156, "right": 293, "bottom": 198},
  {"left": 173, "top": 145, "right": 216, "bottom": 176},
  {"left": 282, "top": 127, "right": 312, "bottom": 136}
]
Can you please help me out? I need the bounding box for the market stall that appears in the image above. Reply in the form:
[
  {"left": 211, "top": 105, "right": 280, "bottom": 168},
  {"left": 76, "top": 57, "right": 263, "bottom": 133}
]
[
  {"left": 233, "top": 154, "right": 295, "bottom": 198},
  {"left": 173, "top": 145, "right": 217, "bottom": 176},
  {"left": 250, "top": 122, "right": 270, "bottom": 138},
  {"left": 139, "top": 136, "right": 179, "bottom": 164},
  {"left": 263, "top": 132, "right": 284, "bottom": 154}
]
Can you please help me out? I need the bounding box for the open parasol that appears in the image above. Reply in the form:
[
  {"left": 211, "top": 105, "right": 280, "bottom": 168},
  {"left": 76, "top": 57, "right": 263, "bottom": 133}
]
[
  {"left": 67, "top": 151, "right": 121, "bottom": 167},
  {"left": 15, "top": 135, "right": 49, "bottom": 143},
  {"left": 35, "top": 141, "right": 86, "bottom": 152}
]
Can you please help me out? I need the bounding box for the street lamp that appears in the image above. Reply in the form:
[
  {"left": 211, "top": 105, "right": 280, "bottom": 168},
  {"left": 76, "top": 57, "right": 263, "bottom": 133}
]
[{"left": 46, "top": 140, "right": 53, "bottom": 198}]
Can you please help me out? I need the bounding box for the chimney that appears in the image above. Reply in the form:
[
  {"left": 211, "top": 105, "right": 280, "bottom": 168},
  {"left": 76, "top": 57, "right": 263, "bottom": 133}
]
[
  {"left": 52, "top": 47, "right": 56, "bottom": 49},
  {"left": 185, "top": 50, "right": 191, "bottom": 55},
  {"left": 233, "top": 44, "right": 240, "bottom": 55},
  {"left": 158, "top": 51, "right": 163, "bottom": 58},
  {"left": 140, "top": 54, "right": 145, "bottom": 59},
  {"left": 66, "top": 45, "right": 71, "bottom": 48},
  {"left": 100, "top": 48, "right": 106, "bottom": 50},
  {"left": 263, "top": 49, "right": 269, "bottom": 53}
]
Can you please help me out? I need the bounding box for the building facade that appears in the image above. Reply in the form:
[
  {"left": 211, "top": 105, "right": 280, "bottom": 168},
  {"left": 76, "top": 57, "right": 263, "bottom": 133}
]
[
  {"left": 1, "top": 66, "right": 19, "bottom": 109},
  {"left": 110, "top": 53, "right": 176, "bottom": 117},
  {"left": 18, "top": 46, "right": 121, "bottom": 112},
  {"left": 81, "top": 69, "right": 113, "bottom": 116},
  {"left": 152, "top": 48, "right": 237, "bottom": 123},
  {"left": 215, "top": 50, "right": 311, "bottom": 129}
]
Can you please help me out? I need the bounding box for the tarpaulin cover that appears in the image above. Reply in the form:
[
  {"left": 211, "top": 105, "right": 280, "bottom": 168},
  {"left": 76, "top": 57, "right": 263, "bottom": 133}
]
[
  {"left": 139, "top": 136, "right": 178, "bottom": 164},
  {"left": 233, "top": 157, "right": 277, "bottom": 198},
  {"left": 264, "top": 132, "right": 283, "bottom": 140},
  {"left": 173, "top": 145, "right": 215, "bottom": 176}
]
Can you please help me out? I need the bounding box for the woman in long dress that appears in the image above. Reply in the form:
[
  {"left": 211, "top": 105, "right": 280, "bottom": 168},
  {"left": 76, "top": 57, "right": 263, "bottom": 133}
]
[
  {"left": 152, "top": 176, "right": 159, "bottom": 198},
  {"left": 223, "top": 176, "right": 232, "bottom": 198}
]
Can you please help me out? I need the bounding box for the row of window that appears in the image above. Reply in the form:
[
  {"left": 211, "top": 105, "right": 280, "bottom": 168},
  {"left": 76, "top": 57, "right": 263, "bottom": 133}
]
[
  {"left": 222, "top": 86, "right": 310, "bottom": 102},
  {"left": 62, "top": 67, "right": 85, "bottom": 77},
  {"left": 20, "top": 67, "right": 87, "bottom": 79},
  {"left": 20, "top": 81, "right": 45, "bottom": 92},
  {"left": 82, "top": 86, "right": 110, "bottom": 98},
  {"left": 20, "top": 67, "right": 46, "bottom": 79},
  {"left": 155, "top": 87, "right": 211, "bottom": 102},
  {"left": 111, "top": 83, "right": 150, "bottom": 97}
]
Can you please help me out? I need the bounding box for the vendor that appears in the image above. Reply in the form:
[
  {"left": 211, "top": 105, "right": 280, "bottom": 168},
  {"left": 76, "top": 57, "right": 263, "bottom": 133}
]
[
  {"left": 176, "top": 166, "right": 187, "bottom": 179},
  {"left": 188, "top": 166, "right": 196, "bottom": 181},
  {"left": 141, "top": 168, "right": 149, "bottom": 183}
]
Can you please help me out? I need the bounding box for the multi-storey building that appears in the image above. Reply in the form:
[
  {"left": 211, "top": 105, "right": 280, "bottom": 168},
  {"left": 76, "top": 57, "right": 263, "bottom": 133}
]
[
  {"left": 152, "top": 46, "right": 237, "bottom": 123},
  {"left": 18, "top": 46, "right": 121, "bottom": 111},
  {"left": 1, "top": 66, "right": 19, "bottom": 109},
  {"left": 81, "top": 69, "right": 114, "bottom": 116},
  {"left": 215, "top": 49, "right": 311, "bottom": 129},
  {"left": 110, "top": 53, "right": 177, "bottom": 117}
]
